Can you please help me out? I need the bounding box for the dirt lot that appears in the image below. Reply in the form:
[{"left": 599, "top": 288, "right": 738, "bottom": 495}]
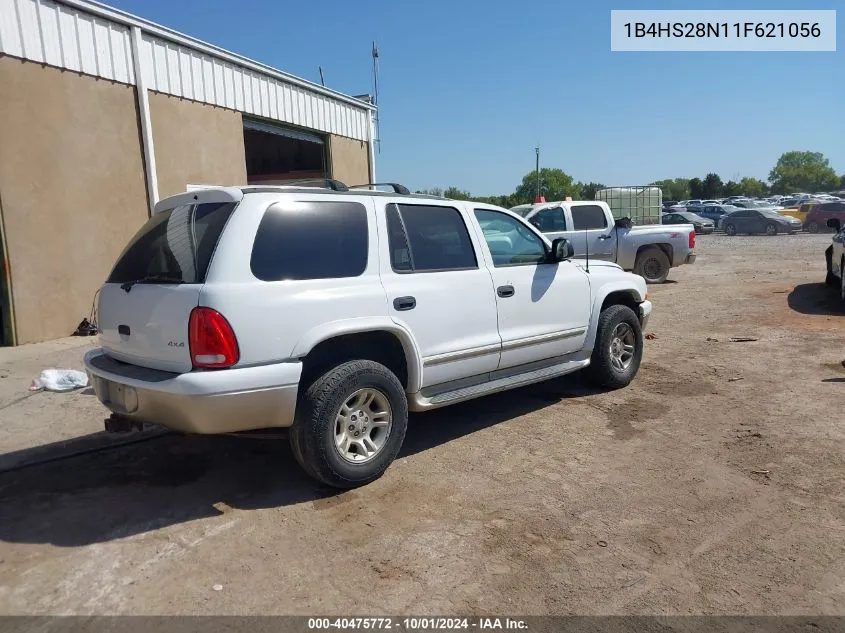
[{"left": 0, "top": 233, "right": 843, "bottom": 616}]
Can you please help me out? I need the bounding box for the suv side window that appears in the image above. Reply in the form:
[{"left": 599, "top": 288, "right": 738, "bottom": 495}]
[
  {"left": 530, "top": 207, "right": 567, "bottom": 232},
  {"left": 388, "top": 204, "right": 477, "bottom": 272},
  {"left": 571, "top": 204, "right": 608, "bottom": 230},
  {"left": 474, "top": 209, "right": 547, "bottom": 267},
  {"left": 250, "top": 200, "right": 368, "bottom": 281}
]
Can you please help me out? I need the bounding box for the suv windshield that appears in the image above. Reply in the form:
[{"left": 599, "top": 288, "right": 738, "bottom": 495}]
[{"left": 107, "top": 202, "right": 237, "bottom": 284}]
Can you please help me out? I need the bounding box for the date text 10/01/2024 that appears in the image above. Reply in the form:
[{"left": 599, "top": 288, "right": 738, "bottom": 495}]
[{"left": 623, "top": 22, "right": 822, "bottom": 38}]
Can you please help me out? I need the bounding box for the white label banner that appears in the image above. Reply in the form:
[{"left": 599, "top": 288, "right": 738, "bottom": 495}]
[{"left": 610, "top": 10, "right": 836, "bottom": 51}]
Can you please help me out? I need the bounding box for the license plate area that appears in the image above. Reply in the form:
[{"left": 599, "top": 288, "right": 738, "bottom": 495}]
[{"left": 95, "top": 377, "right": 139, "bottom": 414}]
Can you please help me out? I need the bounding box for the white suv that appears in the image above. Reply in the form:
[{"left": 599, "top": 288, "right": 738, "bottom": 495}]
[{"left": 85, "top": 182, "right": 653, "bottom": 488}]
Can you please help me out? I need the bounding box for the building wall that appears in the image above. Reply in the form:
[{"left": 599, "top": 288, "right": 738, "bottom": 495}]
[
  {"left": 329, "top": 135, "right": 371, "bottom": 185},
  {"left": 149, "top": 92, "right": 247, "bottom": 199},
  {"left": 0, "top": 58, "right": 149, "bottom": 344}
]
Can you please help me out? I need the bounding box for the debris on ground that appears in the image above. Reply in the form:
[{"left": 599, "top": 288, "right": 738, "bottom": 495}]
[
  {"left": 727, "top": 377, "right": 744, "bottom": 382},
  {"left": 729, "top": 337, "right": 758, "bottom": 343},
  {"left": 28, "top": 369, "right": 88, "bottom": 392},
  {"left": 751, "top": 469, "right": 770, "bottom": 475},
  {"left": 597, "top": 540, "right": 608, "bottom": 547},
  {"left": 645, "top": 333, "right": 657, "bottom": 340},
  {"left": 212, "top": 584, "right": 223, "bottom": 591},
  {"left": 706, "top": 337, "right": 719, "bottom": 342}
]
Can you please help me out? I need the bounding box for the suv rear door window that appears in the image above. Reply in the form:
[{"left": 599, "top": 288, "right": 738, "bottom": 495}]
[
  {"left": 531, "top": 207, "right": 567, "bottom": 231},
  {"left": 108, "top": 202, "right": 236, "bottom": 284},
  {"left": 250, "top": 201, "right": 368, "bottom": 281},
  {"left": 571, "top": 205, "right": 608, "bottom": 230},
  {"left": 387, "top": 204, "right": 477, "bottom": 272}
]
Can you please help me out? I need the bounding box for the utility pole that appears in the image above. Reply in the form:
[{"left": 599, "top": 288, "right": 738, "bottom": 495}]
[{"left": 535, "top": 146, "right": 540, "bottom": 199}]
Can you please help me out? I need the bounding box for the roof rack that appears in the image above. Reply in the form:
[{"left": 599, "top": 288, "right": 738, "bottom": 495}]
[
  {"left": 278, "top": 178, "right": 349, "bottom": 191},
  {"left": 348, "top": 183, "right": 411, "bottom": 195}
]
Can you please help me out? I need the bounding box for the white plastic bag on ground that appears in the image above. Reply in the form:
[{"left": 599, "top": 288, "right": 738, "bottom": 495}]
[{"left": 29, "top": 369, "right": 89, "bottom": 392}]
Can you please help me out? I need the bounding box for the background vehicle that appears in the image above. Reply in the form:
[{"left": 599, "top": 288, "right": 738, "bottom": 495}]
[
  {"left": 511, "top": 200, "right": 696, "bottom": 284},
  {"left": 805, "top": 201, "right": 845, "bottom": 233},
  {"left": 824, "top": 218, "right": 845, "bottom": 301},
  {"left": 693, "top": 204, "right": 738, "bottom": 229},
  {"left": 84, "top": 183, "right": 652, "bottom": 488},
  {"left": 722, "top": 209, "right": 796, "bottom": 236},
  {"left": 661, "top": 211, "right": 714, "bottom": 234}
]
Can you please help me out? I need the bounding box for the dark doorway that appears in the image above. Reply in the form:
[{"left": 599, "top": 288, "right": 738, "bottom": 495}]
[{"left": 243, "top": 119, "right": 327, "bottom": 185}]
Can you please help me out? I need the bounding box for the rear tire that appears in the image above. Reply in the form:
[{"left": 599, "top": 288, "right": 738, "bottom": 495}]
[
  {"left": 725, "top": 223, "right": 737, "bottom": 236},
  {"left": 765, "top": 223, "right": 777, "bottom": 236},
  {"left": 584, "top": 305, "right": 644, "bottom": 389},
  {"left": 807, "top": 221, "right": 820, "bottom": 233},
  {"left": 633, "top": 247, "right": 670, "bottom": 284},
  {"left": 291, "top": 360, "right": 408, "bottom": 489}
]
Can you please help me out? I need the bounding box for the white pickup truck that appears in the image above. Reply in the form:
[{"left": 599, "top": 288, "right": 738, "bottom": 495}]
[
  {"left": 85, "top": 183, "right": 652, "bottom": 488},
  {"left": 510, "top": 201, "right": 697, "bottom": 283}
]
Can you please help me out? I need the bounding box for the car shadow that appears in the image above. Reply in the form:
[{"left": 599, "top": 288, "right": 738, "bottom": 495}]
[
  {"left": 822, "top": 377, "right": 845, "bottom": 383},
  {"left": 0, "top": 374, "right": 607, "bottom": 548},
  {"left": 787, "top": 283, "right": 845, "bottom": 316}
]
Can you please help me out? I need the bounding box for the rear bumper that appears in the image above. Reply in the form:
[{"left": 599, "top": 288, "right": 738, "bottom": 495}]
[
  {"left": 685, "top": 253, "right": 697, "bottom": 265},
  {"left": 84, "top": 349, "right": 302, "bottom": 434},
  {"left": 639, "top": 300, "right": 653, "bottom": 331},
  {"left": 696, "top": 227, "right": 714, "bottom": 235}
]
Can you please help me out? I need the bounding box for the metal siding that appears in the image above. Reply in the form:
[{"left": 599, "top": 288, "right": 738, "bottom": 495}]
[{"left": 1, "top": 0, "right": 371, "bottom": 140}]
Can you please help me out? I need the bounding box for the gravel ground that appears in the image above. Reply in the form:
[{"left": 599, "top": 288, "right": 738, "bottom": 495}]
[{"left": 0, "top": 232, "right": 843, "bottom": 615}]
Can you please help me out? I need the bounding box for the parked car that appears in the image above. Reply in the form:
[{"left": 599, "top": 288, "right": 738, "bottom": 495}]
[
  {"left": 824, "top": 218, "right": 845, "bottom": 302},
  {"left": 721, "top": 209, "right": 796, "bottom": 236},
  {"left": 694, "top": 204, "right": 738, "bottom": 229},
  {"left": 84, "top": 183, "right": 653, "bottom": 488},
  {"left": 510, "top": 200, "right": 697, "bottom": 284},
  {"left": 701, "top": 200, "right": 720, "bottom": 206},
  {"left": 662, "top": 211, "right": 714, "bottom": 234},
  {"left": 662, "top": 200, "right": 679, "bottom": 209},
  {"left": 805, "top": 201, "right": 845, "bottom": 233}
]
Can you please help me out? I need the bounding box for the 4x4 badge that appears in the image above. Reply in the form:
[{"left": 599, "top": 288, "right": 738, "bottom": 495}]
[{"left": 168, "top": 341, "right": 185, "bottom": 348}]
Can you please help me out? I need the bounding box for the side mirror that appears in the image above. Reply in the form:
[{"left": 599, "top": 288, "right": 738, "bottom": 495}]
[
  {"left": 827, "top": 218, "right": 841, "bottom": 232},
  {"left": 615, "top": 217, "right": 633, "bottom": 229},
  {"left": 551, "top": 238, "right": 574, "bottom": 262}
]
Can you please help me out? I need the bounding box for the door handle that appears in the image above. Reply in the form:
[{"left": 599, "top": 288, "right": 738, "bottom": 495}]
[
  {"left": 598, "top": 234, "right": 612, "bottom": 240},
  {"left": 393, "top": 296, "right": 416, "bottom": 311},
  {"left": 497, "top": 285, "right": 515, "bottom": 298},
  {"left": 118, "top": 324, "right": 130, "bottom": 336}
]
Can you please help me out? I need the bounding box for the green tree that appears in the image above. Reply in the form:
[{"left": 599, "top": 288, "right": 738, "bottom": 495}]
[
  {"left": 688, "top": 178, "right": 705, "bottom": 199},
  {"left": 442, "top": 186, "right": 472, "bottom": 200},
  {"left": 739, "top": 177, "right": 768, "bottom": 197},
  {"left": 839, "top": 174, "right": 845, "bottom": 190},
  {"left": 581, "top": 182, "right": 606, "bottom": 200},
  {"left": 702, "top": 173, "right": 724, "bottom": 199},
  {"left": 514, "top": 168, "right": 582, "bottom": 204},
  {"left": 768, "top": 151, "right": 839, "bottom": 194},
  {"left": 651, "top": 178, "right": 689, "bottom": 201},
  {"left": 723, "top": 180, "right": 741, "bottom": 196},
  {"left": 415, "top": 187, "right": 444, "bottom": 196}
]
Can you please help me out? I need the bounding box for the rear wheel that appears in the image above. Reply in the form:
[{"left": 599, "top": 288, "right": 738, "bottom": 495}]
[
  {"left": 633, "top": 247, "right": 670, "bottom": 284},
  {"left": 765, "top": 223, "right": 777, "bottom": 236},
  {"left": 291, "top": 360, "right": 408, "bottom": 489},
  {"left": 584, "top": 305, "right": 643, "bottom": 389},
  {"left": 725, "top": 223, "right": 737, "bottom": 236},
  {"left": 807, "top": 221, "right": 820, "bottom": 233}
]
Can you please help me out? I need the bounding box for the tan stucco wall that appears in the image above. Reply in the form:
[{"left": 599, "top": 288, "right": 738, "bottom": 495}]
[
  {"left": 149, "top": 92, "right": 247, "bottom": 198},
  {"left": 0, "top": 58, "right": 149, "bottom": 344},
  {"left": 329, "top": 134, "right": 371, "bottom": 185}
]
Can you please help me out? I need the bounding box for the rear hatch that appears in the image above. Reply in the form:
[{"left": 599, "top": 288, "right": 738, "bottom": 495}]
[{"left": 98, "top": 192, "right": 239, "bottom": 372}]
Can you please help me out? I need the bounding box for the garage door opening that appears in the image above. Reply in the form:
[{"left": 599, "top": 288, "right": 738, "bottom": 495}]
[{"left": 243, "top": 119, "right": 327, "bottom": 185}]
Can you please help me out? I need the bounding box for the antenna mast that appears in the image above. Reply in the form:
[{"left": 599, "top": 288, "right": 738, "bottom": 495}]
[{"left": 371, "top": 41, "right": 381, "bottom": 154}]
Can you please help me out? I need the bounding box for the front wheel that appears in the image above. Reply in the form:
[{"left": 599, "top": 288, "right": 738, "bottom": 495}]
[
  {"left": 725, "top": 223, "right": 737, "bottom": 236},
  {"left": 765, "top": 223, "right": 777, "bottom": 236},
  {"left": 807, "top": 221, "right": 820, "bottom": 233},
  {"left": 290, "top": 360, "right": 408, "bottom": 489},
  {"left": 633, "top": 247, "right": 670, "bottom": 284},
  {"left": 584, "top": 305, "right": 644, "bottom": 389}
]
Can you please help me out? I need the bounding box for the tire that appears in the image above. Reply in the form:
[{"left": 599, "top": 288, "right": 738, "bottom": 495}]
[
  {"left": 725, "top": 223, "right": 737, "bottom": 236},
  {"left": 825, "top": 247, "right": 836, "bottom": 286},
  {"left": 807, "top": 221, "right": 820, "bottom": 233},
  {"left": 765, "top": 223, "right": 777, "bottom": 236},
  {"left": 290, "top": 360, "right": 408, "bottom": 489},
  {"left": 584, "top": 305, "right": 644, "bottom": 389},
  {"left": 633, "top": 247, "right": 670, "bottom": 284}
]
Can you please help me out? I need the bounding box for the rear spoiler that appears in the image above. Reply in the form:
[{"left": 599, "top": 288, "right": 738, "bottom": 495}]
[{"left": 154, "top": 187, "right": 244, "bottom": 213}]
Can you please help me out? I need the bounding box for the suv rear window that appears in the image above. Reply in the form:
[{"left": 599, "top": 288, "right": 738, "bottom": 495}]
[
  {"left": 386, "top": 204, "right": 477, "bottom": 272},
  {"left": 107, "top": 202, "right": 236, "bottom": 284},
  {"left": 250, "top": 201, "right": 368, "bottom": 281}
]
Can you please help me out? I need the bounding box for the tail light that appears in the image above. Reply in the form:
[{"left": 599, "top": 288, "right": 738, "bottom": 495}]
[
  {"left": 189, "top": 307, "right": 239, "bottom": 369},
  {"left": 689, "top": 231, "right": 696, "bottom": 249}
]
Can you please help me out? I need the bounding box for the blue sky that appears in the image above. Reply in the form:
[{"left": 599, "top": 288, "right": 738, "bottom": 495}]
[{"left": 109, "top": 0, "right": 843, "bottom": 195}]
